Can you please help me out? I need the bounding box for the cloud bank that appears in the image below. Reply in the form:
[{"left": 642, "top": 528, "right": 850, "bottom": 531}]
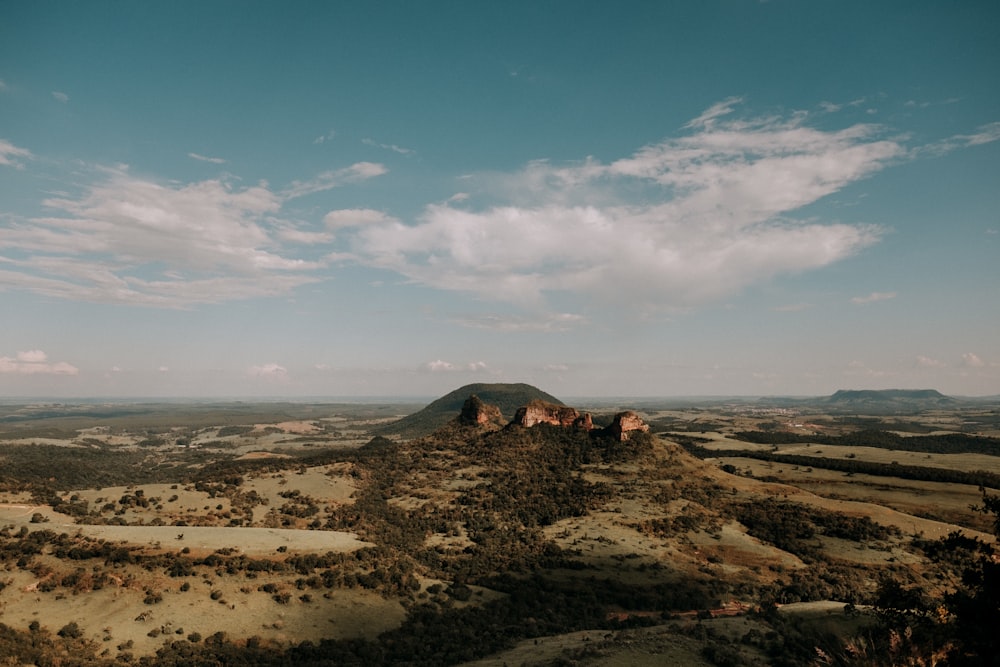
[
  {"left": 0, "top": 162, "right": 385, "bottom": 307},
  {"left": 346, "top": 101, "right": 904, "bottom": 310},
  {"left": 0, "top": 350, "right": 79, "bottom": 375},
  {"left": 3, "top": 100, "right": 996, "bottom": 314}
]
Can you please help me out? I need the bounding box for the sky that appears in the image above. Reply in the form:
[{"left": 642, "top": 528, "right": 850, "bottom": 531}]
[{"left": 1, "top": 1, "right": 998, "bottom": 399}]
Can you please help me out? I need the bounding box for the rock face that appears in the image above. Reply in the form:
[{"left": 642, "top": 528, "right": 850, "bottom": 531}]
[
  {"left": 458, "top": 395, "right": 504, "bottom": 427},
  {"left": 466, "top": 397, "right": 646, "bottom": 443},
  {"left": 513, "top": 400, "right": 589, "bottom": 429},
  {"left": 606, "top": 411, "right": 649, "bottom": 441}
]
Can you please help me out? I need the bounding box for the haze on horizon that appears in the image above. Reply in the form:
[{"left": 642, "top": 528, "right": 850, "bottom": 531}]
[{"left": 1, "top": 2, "right": 998, "bottom": 399}]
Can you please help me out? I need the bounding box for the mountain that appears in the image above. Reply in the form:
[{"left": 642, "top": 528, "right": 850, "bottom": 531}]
[
  {"left": 824, "top": 388, "right": 955, "bottom": 412},
  {"left": 375, "top": 382, "right": 564, "bottom": 438}
]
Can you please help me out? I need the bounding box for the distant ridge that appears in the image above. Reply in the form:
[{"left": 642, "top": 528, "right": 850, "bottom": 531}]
[
  {"left": 828, "top": 389, "right": 950, "bottom": 402},
  {"left": 375, "top": 383, "right": 564, "bottom": 438},
  {"left": 823, "top": 388, "right": 955, "bottom": 412}
]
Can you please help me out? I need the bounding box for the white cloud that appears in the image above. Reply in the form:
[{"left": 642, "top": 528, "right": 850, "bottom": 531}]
[
  {"left": 158, "top": 366, "right": 169, "bottom": 372},
  {"left": 52, "top": 91, "right": 69, "bottom": 103},
  {"left": 684, "top": 97, "right": 743, "bottom": 129},
  {"left": 323, "top": 208, "right": 399, "bottom": 230},
  {"left": 543, "top": 363, "right": 570, "bottom": 372},
  {"left": 920, "top": 122, "right": 1000, "bottom": 156},
  {"left": 343, "top": 101, "right": 903, "bottom": 310},
  {"left": 0, "top": 79, "right": 7, "bottom": 91},
  {"left": 961, "top": 352, "right": 985, "bottom": 368},
  {"left": 0, "top": 350, "right": 79, "bottom": 375},
  {"left": 851, "top": 291, "right": 897, "bottom": 305},
  {"left": 962, "top": 122, "right": 1000, "bottom": 146},
  {"left": 188, "top": 152, "right": 226, "bottom": 164},
  {"left": 425, "top": 359, "right": 456, "bottom": 372},
  {"left": 423, "top": 360, "right": 489, "bottom": 372},
  {"left": 916, "top": 355, "right": 946, "bottom": 368},
  {"left": 283, "top": 162, "right": 387, "bottom": 199},
  {"left": 0, "top": 170, "right": 331, "bottom": 307},
  {"left": 362, "top": 138, "right": 414, "bottom": 155},
  {"left": 16, "top": 349, "right": 47, "bottom": 363},
  {"left": 0, "top": 139, "right": 32, "bottom": 168},
  {"left": 313, "top": 130, "right": 336, "bottom": 145},
  {"left": 249, "top": 363, "right": 289, "bottom": 378}
]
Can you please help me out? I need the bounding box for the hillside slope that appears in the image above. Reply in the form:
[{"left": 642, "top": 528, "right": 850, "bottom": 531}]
[{"left": 375, "top": 382, "right": 563, "bottom": 438}]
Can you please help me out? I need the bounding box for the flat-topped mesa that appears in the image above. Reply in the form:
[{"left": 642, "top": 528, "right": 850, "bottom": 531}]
[
  {"left": 513, "top": 399, "right": 593, "bottom": 429},
  {"left": 458, "top": 395, "right": 504, "bottom": 427},
  {"left": 607, "top": 411, "right": 649, "bottom": 441}
]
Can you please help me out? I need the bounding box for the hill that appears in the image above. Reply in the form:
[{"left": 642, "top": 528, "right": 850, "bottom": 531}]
[
  {"left": 824, "top": 388, "right": 955, "bottom": 413},
  {"left": 375, "top": 382, "right": 564, "bottom": 438}
]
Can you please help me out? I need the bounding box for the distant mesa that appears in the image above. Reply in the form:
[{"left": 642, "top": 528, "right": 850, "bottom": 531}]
[
  {"left": 822, "top": 389, "right": 955, "bottom": 414},
  {"left": 828, "top": 389, "right": 950, "bottom": 402}
]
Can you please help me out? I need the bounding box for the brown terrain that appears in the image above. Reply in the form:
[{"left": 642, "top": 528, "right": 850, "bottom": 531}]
[{"left": 0, "top": 390, "right": 997, "bottom": 665}]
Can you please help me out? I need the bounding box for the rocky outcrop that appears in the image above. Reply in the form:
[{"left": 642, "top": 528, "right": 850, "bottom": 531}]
[
  {"left": 509, "top": 401, "right": 645, "bottom": 440},
  {"left": 458, "top": 395, "right": 504, "bottom": 427},
  {"left": 606, "top": 411, "right": 649, "bottom": 441},
  {"left": 513, "top": 400, "right": 591, "bottom": 429}
]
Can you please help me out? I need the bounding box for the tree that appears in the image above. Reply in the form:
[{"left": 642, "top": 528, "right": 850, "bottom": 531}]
[
  {"left": 57, "top": 621, "right": 82, "bottom": 639},
  {"left": 946, "top": 491, "right": 1000, "bottom": 666}
]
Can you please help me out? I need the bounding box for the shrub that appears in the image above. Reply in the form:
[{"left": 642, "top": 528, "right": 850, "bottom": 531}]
[{"left": 57, "top": 622, "right": 82, "bottom": 639}]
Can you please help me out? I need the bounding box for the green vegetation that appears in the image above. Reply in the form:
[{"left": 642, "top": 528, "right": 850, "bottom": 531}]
[
  {"left": 735, "top": 498, "right": 899, "bottom": 562},
  {"left": 734, "top": 428, "right": 1000, "bottom": 457}
]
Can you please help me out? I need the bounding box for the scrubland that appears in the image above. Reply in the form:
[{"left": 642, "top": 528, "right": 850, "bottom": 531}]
[{"left": 0, "top": 396, "right": 997, "bottom": 665}]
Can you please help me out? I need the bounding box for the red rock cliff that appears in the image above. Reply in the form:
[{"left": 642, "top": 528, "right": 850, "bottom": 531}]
[
  {"left": 458, "top": 395, "right": 504, "bottom": 427},
  {"left": 607, "top": 411, "right": 649, "bottom": 441},
  {"left": 513, "top": 400, "right": 592, "bottom": 429}
]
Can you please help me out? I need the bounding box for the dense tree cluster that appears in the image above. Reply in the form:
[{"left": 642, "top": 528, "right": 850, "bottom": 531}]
[
  {"left": 734, "top": 498, "right": 899, "bottom": 562},
  {"left": 675, "top": 436, "right": 1000, "bottom": 490},
  {"left": 735, "top": 428, "right": 1000, "bottom": 457}
]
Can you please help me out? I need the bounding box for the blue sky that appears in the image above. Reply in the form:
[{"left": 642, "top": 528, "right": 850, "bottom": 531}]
[{"left": 1, "top": 1, "right": 998, "bottom": 398}]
